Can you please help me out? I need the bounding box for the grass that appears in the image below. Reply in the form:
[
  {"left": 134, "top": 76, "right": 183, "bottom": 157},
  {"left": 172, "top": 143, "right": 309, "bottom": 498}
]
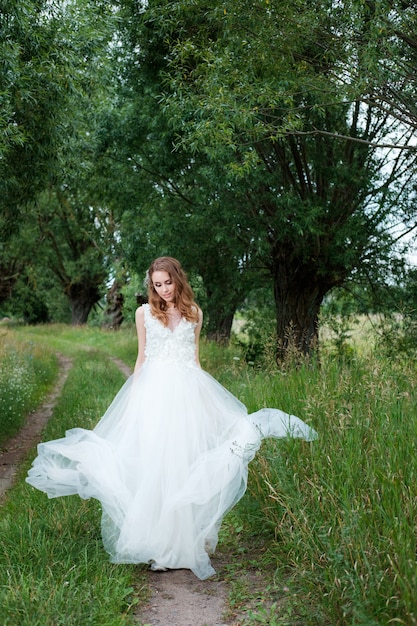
[
  {"left": 1, "top": 322, "right": 417, "bottom": 624},
  {"left": 0, "top": 331, "right": 58, "bottom": 447},
  {"left": 0, "top": 345, "right": 146, "bottom": 625},
  {"left": 224, "top": 354, "right": 417, "bottom": 625},
  {"left": 0, "top": 496, "right": 141, "bottom": 625},
  {"left": 11, "top": 323, "right": 138, "bottom": 366}
]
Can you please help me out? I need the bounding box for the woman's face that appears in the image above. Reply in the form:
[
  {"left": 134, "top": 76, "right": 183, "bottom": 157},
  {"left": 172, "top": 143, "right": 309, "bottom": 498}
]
[{"left": 152, "top": 270, "right": 176, "bottom": 306}]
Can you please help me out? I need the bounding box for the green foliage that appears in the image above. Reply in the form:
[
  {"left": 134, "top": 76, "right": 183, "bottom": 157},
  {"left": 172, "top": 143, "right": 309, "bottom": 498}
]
[
  {"left": 233, "top": 288, "right": 277, "bottom": 367},
  {"left": 0, "top": 0, "right": 68, "bottom": 198},
  {"left": 113, "top": 0, "right": 417, "bottom": 355},
  {"left": 375, "top": 310, "right": 417, "bottom": 358},
  {"left": 8, "top": 265, "right": 72, "bottom": 324},
  {"left": 0, "top": 0, "right": 120, "bottom": 323},
  {"left": 3, "top": 0, "right": 417, "bottom": 347}
]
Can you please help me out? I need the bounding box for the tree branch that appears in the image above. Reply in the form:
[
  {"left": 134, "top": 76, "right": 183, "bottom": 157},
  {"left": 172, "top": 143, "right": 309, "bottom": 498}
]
[{"left": 285, "top": 128, "right": 417, "bottom": 150}]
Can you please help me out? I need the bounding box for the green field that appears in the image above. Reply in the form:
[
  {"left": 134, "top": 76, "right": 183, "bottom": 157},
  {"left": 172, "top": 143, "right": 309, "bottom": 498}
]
[{"left": 0, "top": 323, "right": 416, "bottom": 625}]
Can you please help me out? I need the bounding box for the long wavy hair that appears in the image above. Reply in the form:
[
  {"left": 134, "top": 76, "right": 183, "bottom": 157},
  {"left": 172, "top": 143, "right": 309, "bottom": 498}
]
[{"left": 147, "top": 257, "right": 199, "bottom": 326}]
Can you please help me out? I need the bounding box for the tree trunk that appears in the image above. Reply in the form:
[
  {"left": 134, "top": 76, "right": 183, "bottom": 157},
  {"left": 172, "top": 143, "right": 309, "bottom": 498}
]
[
  {"left": 0, "top": 263, "right": 21, "bottom": 305},
  {"left": 67, "top": 283, "right": 101, "bottom": 325},
  {"left": 205, "top": 308, "right": 235, "bottom": 344},
  {"left": 102, "top": 280, "right": 124, "bottom": 330},
  {"left": 272, "top": 257, "right": 330, "bottom": 361},
  {"left": 199, "top": 264, "right": 245, "bottom": 345}
]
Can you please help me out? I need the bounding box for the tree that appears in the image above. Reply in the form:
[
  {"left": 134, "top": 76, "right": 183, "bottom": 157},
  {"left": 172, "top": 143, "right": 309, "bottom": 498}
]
[
  {"left": 114, "top": 0, "right": 417, "bottom": 356},
  {"left": 34, "top": 188, "right": 112, "bottom": 324},
  {"left": 97, "top": 77, "right": 259, "bottom": 340},
  {"left": 347, "top": 0, "right": 417, "bottom": 137},
  {"left": 0, "top": 0, "right": 72, "bottom": 304},
  {"left": 1, "top": 0, "right": 119, "bottom": 322}
]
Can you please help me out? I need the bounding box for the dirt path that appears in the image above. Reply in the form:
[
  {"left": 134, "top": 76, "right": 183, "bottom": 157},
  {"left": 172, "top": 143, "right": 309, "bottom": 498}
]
[
  {"left": 135, "top": 565, "right": 229, "bottom": 626},
  {"left": 134, "top": 554, "right": 272, "bottom": 626},
  {"left": 0, "top": 354, "right": 132, "bottom": 501},
  {"left": 0, "top": 353, "right": 73, "bottom": 501},
  {"left": 0, "top": 352, "right": 234, "bottom": 625},
  {"left": 109, "top": 355, "right": 134, "bottom": 378}
]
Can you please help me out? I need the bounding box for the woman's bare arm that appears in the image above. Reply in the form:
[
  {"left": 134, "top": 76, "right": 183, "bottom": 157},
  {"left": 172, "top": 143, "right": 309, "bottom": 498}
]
[
  {"left": 194, "top": 307, "right": 203, "bottom": 368},
  {"left": 134, "top": 306, "right": 146, "bottom": 373}
]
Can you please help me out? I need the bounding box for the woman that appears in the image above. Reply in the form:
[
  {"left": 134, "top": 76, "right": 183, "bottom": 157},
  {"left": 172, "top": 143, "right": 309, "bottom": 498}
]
[{"left": 27, "top": 256, "right": 317, "bottom": 580}]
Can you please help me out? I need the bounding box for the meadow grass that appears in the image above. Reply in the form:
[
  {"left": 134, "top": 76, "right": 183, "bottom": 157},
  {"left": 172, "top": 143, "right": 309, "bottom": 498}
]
[
  {"left": 223, "top": 353, "right": 417, "bottom": 625},
  {"left": 0, "top": 347, "right": 145, "bottom": 625},
  {"left": 0, "top": 330, "right": 58, "bottom": 446},
  {"left": 1, "top": 323, "right": 416, "bottom": 625},
  {"left": 12, "top": 323, "right": 138, "bottom": 367}
]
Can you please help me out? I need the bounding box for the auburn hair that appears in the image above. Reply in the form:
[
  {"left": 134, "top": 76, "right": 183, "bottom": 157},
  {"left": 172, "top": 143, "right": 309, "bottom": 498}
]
[{"left": 147, "top": 257, "right": 199, "bottom": 326}]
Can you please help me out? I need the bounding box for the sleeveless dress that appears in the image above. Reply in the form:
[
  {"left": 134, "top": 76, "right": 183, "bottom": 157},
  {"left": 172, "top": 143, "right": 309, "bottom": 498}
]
[{"left": 26, "top": 304, "right": 317, "bottom": 580}]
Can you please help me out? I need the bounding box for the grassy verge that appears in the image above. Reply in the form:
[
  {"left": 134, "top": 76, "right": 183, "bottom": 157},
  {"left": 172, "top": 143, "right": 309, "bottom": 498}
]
[
  {"left": 221, "top": 353, "right": 417, "bottom": 625},
  {"left": 0, "top": 331, "right": 58, "bottom": 447},
  {"left": 13, "top": 323, "right": 138, "bottom": 366},
  {"left": 0, "top": 348, "right": 146, "bottom": 625}
]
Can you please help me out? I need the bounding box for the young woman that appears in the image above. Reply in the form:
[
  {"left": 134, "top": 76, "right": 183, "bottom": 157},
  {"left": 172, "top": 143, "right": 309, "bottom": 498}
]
[{"left": 27, "top": 256, "right": 317, "bottom": 580}]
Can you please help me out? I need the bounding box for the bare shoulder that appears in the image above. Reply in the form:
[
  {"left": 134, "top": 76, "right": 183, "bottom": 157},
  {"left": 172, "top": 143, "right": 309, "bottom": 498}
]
[
  {"left": 135, "top": 305, "right": 146, "bottom": 322},
  {"left": 195, "top": 306, "right": 203, "bottom": 326}
]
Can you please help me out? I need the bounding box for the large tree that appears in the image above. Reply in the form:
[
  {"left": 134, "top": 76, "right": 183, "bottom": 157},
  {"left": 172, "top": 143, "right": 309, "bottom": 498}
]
[
  {"left": 0, "top": 0, "right": 118, "bottom": 322},
  {"left": 34, "top": 190, "right": 111, "bottom": 324},
  {"left": 0, "top": 0, "right": 71, "bottom": 304},
  {"left": 114, "top": 0, "right": 416, "bottom": 355},
  {"left": 97, "top": 64, "right": 260, "bottom": 339}
]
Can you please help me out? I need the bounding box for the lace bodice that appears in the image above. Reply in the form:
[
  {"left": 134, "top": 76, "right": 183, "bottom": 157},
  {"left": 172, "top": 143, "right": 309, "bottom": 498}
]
[{"left": 143, "top": 303, "right": 198, "bottom": 367}]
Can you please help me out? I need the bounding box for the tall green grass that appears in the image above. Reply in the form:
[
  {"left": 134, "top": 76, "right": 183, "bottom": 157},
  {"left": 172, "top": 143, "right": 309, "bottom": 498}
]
[
  {"left": 0, "top": 332, "right": 58, "bottom": 446},
  {"left": 13, "top": 323, "right": 138, "bottom": 365},
  {"left": 2, "top": 324, "right": 417, "bottom": 624},
  {"left": 0, "top": 350, "right": 144, "bottom": 625},
  {"left": 225, "top": 354, "right": 417, "bottom": 625}
]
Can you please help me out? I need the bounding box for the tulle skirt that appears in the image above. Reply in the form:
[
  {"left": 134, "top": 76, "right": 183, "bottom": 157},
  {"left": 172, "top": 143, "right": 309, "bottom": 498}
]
[{"left": 26, "top": 360, "right": 317, "bottom": 580}]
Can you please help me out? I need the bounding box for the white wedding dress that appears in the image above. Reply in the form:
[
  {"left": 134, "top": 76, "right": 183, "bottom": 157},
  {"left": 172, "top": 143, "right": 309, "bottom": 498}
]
[{"left": 27, "top": 304, "right": 317, "bottom": 580}]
